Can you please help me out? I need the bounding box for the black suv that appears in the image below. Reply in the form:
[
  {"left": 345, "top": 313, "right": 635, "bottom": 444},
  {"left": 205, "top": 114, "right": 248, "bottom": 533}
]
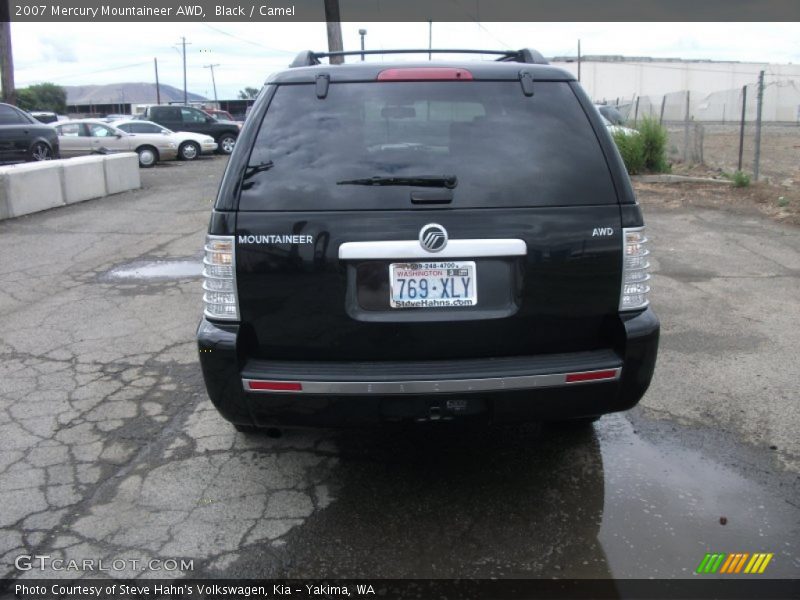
[
  {"left": 138, "top": 105, "right": 239, "bottom": 154},
  {"left": 0, "top": 103, "right": 59, "bottom": 162},
  {"left": 197, "top": 48, "right": 659, "bottom": 431}
]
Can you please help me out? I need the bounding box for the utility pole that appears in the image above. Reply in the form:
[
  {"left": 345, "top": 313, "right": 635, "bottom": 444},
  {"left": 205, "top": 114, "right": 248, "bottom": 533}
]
[
  {"left": 154, "top": 57, "right": 161, "bottom": 104},
  {"left": 428, "top": 20, "right": 432, "bottom": 61},
  {"left": 323, "top": 0, "right": 343, "bottom": 64},
  {"left": 177, "top": 37, "right": 191, "bottom": 103},
  {"left": 153, "top": 57, "right": 161, "bottom": 104},
  {"left": 753, "top": 70, "right": 765, "bottom": 181},
  {"left": 204, "top": 64, "right": 220, "bottom": 103},
  {"left": 0, "top": 10, "right": 15, "bottom": 105},
  {"left": 577, "top": 39, "right": 581, "bottom": 82}
]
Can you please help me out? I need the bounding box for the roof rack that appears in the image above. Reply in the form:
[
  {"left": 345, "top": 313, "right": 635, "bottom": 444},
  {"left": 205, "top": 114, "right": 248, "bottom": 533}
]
[{"left": 289, "top": 48, "right": 549, "bottom": 68}]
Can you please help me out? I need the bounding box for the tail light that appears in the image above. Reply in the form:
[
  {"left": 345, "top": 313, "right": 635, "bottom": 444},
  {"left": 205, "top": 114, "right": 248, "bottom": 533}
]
[
  {"left": 203, "top": 235, "right": 239, "bottom": 320},
  {"left": 620, "top": 227, "right": 651, "bottom": 311}
]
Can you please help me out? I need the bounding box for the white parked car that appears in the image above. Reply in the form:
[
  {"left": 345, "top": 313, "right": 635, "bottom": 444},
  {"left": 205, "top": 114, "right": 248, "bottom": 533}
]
[
  {"left": 54, "top": 119, "right": 178, "bottom": 167},
  {"left": 602, "top": 115, "right": 639, "bottom": 137},
  {"left": 112, "top": 119, "right": 218, "bottom": 161}
]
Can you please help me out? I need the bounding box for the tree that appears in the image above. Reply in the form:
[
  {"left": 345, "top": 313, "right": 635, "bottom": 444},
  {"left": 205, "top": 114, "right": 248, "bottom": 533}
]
[
  {"left": 16, "top": 82, "right": 67, "bottom": 113},
  {"left": 237, "top": 87, "right": 259, "bottom": 100}
]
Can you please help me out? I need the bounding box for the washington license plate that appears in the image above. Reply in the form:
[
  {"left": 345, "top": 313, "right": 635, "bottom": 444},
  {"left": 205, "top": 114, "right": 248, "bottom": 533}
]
[{"left": 389, "top": 261, "right": 477, "bottom": 308}]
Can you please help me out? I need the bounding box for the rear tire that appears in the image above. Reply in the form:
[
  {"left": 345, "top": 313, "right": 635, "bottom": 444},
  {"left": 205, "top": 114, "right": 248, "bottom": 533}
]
[
  {"left": 136, "top": 146, "right": 158, "bottom": 168},
  {"left": 553, "top": 416, "right": 601, "bottom": 428},
  {"left": 30, "top": 142, "right": 53, "bottom": 161},
  {"left": 234, "top": 423, "right": 259, "bottom": 433},
  {"left": 217, "top": 133, "right": 237, "bottom": 155},
  {"left": 178, "top": 141, "right": 200, "bottom": 161}
]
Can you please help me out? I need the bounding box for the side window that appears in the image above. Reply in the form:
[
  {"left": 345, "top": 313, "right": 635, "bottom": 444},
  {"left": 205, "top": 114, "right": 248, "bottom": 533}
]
[
  {"left": 152, "top": 107, "right": 180, "bottom": 121},
  {"left": 138, "top": 123, "right": 163, "bottom": 133},
  {"left": 0, "top": 105, "right": 26, "bottom": 125},
  {"left": 116, "top": 123, "right": 132, "bottom": 133},
  {"left": 181, "top": 108, "right": 208, "bottom": 123},
  {"left": 57, "top": 123, "right": 84, "bottom": 137},
  {"left": 88, "top": 124, "right": 114, "bottom": 137}
]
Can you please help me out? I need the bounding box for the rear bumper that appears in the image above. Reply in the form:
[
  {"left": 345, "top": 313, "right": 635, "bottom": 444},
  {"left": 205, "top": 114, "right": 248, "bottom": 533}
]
[{"left": 197, "top": 308, "right": 659, "bottom": 428}]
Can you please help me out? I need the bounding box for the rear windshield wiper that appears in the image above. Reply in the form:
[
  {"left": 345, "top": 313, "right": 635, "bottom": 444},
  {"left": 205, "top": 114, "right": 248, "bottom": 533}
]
[
  {"left": 243, "top": 160, "right": 274, "bottom": 179},
  {"left": 337, "top": 175, "right": 457, "bottom": 189}
]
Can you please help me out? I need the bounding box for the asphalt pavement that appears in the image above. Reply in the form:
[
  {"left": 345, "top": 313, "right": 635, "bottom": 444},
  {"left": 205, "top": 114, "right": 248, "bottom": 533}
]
[{"left": 0, "top": 157, "right": 797, "bottom": 580}]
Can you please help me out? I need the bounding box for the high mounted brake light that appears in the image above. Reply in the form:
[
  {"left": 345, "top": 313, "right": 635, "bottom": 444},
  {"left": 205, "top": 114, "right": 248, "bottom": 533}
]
[{"left": 377, "top": 68, "right": 473, "bottom": 81}]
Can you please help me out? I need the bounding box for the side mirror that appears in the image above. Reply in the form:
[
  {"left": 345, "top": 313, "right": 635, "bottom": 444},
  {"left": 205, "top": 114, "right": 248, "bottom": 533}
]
[
  {"left": 115, "top": 133, "right": 123, "bottom": 138},
  {"left": 206, "top": 116, "right": 215, "bottom": 124}
]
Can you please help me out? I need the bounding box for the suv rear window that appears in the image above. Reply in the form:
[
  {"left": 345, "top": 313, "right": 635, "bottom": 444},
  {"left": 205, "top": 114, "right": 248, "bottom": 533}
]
[{"left": 240, "top": 81, "right": 616, "bottom": 211}]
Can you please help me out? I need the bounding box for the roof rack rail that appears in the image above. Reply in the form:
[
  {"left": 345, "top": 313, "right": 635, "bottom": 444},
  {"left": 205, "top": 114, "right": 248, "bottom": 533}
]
[
  {"left": 289, "top": 48, "right": 549, "bottom": 68},
  {"left": 495, "top": 48, "right": 548, "bottom": 65}
]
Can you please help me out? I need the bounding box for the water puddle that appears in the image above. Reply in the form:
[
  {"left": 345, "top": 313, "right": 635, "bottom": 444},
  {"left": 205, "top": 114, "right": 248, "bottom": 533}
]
[
  {"left": 229, "top": 415, "right": 800, "bottom": 579},
  {"left": 101, "top": 259, "right": 202, "bottom": 281}
]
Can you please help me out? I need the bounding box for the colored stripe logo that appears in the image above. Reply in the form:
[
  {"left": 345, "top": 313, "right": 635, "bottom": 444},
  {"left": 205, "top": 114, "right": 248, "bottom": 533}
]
[{"left": 696, "top": 552, "right": 773, "bottom": 574}]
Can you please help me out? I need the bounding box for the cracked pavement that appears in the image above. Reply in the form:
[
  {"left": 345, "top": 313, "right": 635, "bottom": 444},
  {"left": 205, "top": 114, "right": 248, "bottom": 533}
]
[{"left": 0, "top": 158, "right": 797, "bottom": 581}]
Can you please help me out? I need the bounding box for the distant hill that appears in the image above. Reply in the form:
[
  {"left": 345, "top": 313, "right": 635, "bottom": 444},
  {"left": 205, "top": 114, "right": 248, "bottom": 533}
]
[{"left": 64, "top": 82, "right": 206, "bottom": 105}]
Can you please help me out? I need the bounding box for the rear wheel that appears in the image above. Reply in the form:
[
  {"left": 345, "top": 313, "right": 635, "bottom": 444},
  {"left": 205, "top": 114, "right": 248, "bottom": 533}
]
[
  {"left": 30, "top": 142, "right": 53, "bottom": 161},
  {"left": 217, "top": 133, "right": 237, "bottom": 155},
  {"left": 178, "top": 141, "right": 200, "bottom": 161},
  {"left": 553, "top": 416, "right": 601, "bottom": 428},
  {"left": 136, "top": 146, "right": 158, "bottom": 168},
  {"left": 233, "top": 423, "right": 259, "bottom": 433}
]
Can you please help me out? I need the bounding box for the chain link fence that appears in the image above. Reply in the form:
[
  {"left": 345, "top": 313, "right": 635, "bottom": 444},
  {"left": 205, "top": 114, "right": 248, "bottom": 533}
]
[{"left": 598, "top": 76, "right": 800, "bottom": 184}]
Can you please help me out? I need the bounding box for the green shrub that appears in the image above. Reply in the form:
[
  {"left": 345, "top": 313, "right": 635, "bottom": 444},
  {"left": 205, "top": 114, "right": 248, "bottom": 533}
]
[
  {"left": 612, "top": 130, "right": 645, "bottom": 175},
  {"left": 637, "top": 117, "right": 669, "bottom": 172},
  {"left": 732, "top": 171, "right": 751, "bottom": 187}
]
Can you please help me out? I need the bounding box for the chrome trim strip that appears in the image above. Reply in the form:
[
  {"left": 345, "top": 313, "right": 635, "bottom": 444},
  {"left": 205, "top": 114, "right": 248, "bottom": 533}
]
[
  {"left": 339, "top": 238, "right": 527, "bottom": 260},
  {"left": 242, "top": 368, "right": 621, "bottom": 395}
]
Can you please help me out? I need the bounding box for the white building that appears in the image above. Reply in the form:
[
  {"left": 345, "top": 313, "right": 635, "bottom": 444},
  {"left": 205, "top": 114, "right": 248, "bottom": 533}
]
[{"left": 552, "top": 57, "right": 800, "bottom": 121}]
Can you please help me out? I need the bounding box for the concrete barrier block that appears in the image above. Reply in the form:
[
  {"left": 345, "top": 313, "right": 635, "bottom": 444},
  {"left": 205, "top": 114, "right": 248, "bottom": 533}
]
[
  {"left": 0, "top": 161, "right": 64, "bottom": 219},
  {"left": 62, "top": 155, "right": 107, "bottom": 204},
  {"left": 0, "top": 171, "right": 9, "bottom": 221},
  {"left": 103, "top": 153, "right": 141, "bottom": 195}
]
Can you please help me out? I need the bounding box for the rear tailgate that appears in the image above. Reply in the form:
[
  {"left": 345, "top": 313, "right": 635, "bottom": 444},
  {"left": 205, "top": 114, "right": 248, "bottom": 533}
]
[
  {"left": 233, "top": 78, "right": 623, "bottom": 362},
  {"left": 236, "top": 207, "right": 620, "bottom": 361}
]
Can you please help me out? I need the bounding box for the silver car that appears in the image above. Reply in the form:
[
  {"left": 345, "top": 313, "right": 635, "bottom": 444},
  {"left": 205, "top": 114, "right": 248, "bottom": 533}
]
[
  {"left": 111, "top": 119, "right": 218, "bottom": 161},
  {"left": 54, "top": 119, "right": 178, "bottom": 167}
]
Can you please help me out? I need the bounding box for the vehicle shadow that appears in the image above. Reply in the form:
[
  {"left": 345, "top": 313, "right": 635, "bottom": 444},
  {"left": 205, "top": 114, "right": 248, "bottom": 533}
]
[{"left": 244, "top": 422, "right": 613, "bottom": 579}]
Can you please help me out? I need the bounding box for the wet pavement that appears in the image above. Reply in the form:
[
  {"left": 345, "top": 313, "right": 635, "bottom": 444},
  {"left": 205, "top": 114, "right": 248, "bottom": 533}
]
[
  {"left": 100, "top": 259, "right": 202, "bottom": 282},
  {"left": 0, "top": 157, "right": 797, "bottom": 581}
]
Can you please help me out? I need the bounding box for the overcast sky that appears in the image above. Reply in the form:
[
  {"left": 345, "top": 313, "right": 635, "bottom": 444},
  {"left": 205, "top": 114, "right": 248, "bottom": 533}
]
[{"left": 10, "top": 21, "right": 800, "bottom": 99}]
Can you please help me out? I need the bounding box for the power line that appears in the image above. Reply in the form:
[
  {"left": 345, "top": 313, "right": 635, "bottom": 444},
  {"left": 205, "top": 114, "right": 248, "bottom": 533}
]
[
  {"left": 202, "top": 23, "right": 294, "bottom": 54},
  {"left": 442, "top": 0, "right": 512, "bottom": 50},
  {"left": 46, "top": 61, "right": 152, "bottom": 82}
]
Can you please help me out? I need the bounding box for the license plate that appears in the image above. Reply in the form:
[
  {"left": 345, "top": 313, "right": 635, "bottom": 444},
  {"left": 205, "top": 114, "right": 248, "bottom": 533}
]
[{"left": 389, "top": 261, "right": 477, "bottom": 308}]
